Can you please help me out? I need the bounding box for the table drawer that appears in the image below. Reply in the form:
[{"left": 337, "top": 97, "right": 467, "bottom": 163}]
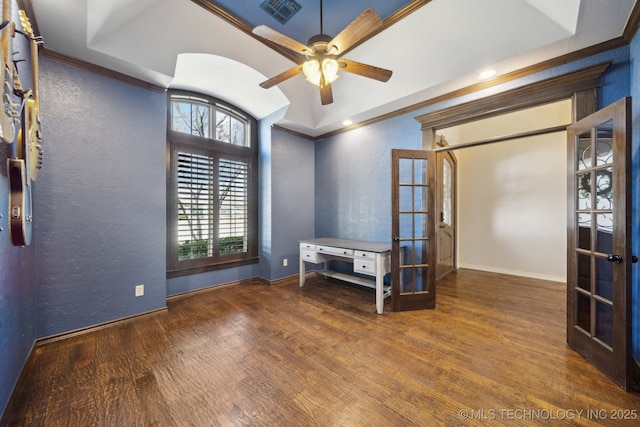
[
  {"left": 354, "top": 259, "right": 377, "bottom": 276},
  {"left": 354, "top": 250, "right": 376, "bottom": 260},
  {"left": 300, "top": 242, "right": 317, "bottom": 251},
  {"left": 317, "top": 245, "right": 354, "bottom": 257},
  {"left": 301, "top": 249, "right": 323, "bottom": 263}
]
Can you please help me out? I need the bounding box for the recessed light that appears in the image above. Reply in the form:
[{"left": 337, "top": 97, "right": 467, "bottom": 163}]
[
  {"left": 478, "top": 69, "right": 497, "bottom": 80},
  {"left": 343, "top": 119, "right": 353, "bottom": 126}
]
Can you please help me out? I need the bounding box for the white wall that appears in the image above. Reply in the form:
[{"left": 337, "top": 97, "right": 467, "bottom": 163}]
[{"left": 441, "top": 101, "right": 570, "bottom": 282}]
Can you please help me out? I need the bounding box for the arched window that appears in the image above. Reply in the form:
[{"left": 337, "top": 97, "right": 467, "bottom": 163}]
[{"left": 167, "top": 90, "right": 258, "bottom": 277}]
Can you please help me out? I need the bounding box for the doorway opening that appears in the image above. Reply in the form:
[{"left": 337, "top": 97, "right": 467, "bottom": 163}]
[{"left": 435, "top": 98, "right": 572, "bottom": 282}]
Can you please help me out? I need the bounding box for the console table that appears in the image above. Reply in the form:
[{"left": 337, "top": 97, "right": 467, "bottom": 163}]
[{"left": 299, "top": 238, "right": 391, "bottom": 314}]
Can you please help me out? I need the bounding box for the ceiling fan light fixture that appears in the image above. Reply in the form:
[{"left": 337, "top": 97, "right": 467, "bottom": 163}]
[
  {"left": 322, "top": 58, "right": 339, "bottom": 83},
  {"left": 303, "top": 59, "right": 321, "bottom": 85},
  {"left": 252, "top": 5, "right": 391, "bottom": 105},
  {"left": 303, "top": 57, "right": 339, "bottom": 86}
]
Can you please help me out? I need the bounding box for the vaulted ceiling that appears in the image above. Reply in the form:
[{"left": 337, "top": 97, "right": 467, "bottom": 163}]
[{"left": 30, "top": 0, "right": 638, "bottom": 137}]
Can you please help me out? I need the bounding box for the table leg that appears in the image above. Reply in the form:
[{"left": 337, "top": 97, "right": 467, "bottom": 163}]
[
  {"left": 375, "top": 254, "right": 383, "bottom": 314},
  {"left": 299, "top": 258, "right": 306, "bottom": 287}
]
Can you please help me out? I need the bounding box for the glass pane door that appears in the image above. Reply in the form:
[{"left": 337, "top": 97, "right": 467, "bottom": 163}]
[
  {"left": 566, "top": 97, "right": 631, "bottom": 389},
  {"left": 391, "top": 149, "right": 435, "bottom": 311}
]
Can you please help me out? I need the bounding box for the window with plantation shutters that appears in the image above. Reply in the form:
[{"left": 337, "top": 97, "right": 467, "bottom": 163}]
[{"left": 167, "top": 91, "right": 258, "bottom": 277}]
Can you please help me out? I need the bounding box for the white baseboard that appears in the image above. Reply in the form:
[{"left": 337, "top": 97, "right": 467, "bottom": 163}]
[{"left": 457, "top": 263, "right": 566, "bottom": 283}]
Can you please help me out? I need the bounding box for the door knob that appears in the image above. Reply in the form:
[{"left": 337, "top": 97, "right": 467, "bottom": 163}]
[{"left": 606, "top": 254, "right": 623, "bottom": 263}]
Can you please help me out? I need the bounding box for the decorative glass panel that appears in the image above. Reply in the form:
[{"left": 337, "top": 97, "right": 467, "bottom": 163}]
[
  {"left": 595, "top": 168, "right": 613, "bottom": 210},
  {"left": 442, "top": 158, "right": 452, "bottom": 226},
  {"left": 577, "top": 130, "right": 592, "bottom": 170},
  {"left": 414, "top": 186, "right": 428, "bottom": 212},
  {"left": 414, "top": 159, "right": 428, "bottom": 184},
  {"left": 577, "top": 172, "right": 592, "bottom": 210},
  {"left": 413, "top": 239, "right": 426, "bottom": 265},
  {"left": 400, "top": 244, "right": 413, "bottom": 267},
  {"left": 577, "top": 253, "right": 591, "bottom": 291},
  {"left": 595, "top": 121, "right": 613, "bottom": 166},
  {"left": 577, "top": 213, "right": 591, "bottom": 250},
  {"left": 595, "top": 301, "right": 613, "bottom": 347},
  {"left": 595, "top": 213, "right": 613, "bottom": 254},
  {"left": 576, "top": 291, "right": 591, "bottom": 334},
  {"left": 399, "top": 186, "right": 413, "bottom": 211},
  {"left": 595, "top": 257, "right": 613, "bottom": 302},
  {"left": 399, "top": 214, "right": 413, "bottom": 239},
  {"left": 414, "top": 268, "right": 427, "bottom": 292},
  {"left": 399, "top": 158, "right": 413, "bottom": 185},
  {"left": 414, "top": 213, "right": 428, "bottom": 239},
  {"left": 400, "top": 267, "right": 413, "bottom": 292}
]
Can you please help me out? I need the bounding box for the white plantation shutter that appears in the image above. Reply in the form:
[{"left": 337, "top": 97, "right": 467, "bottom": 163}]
[
  {"left": 176, "top": 153, "right": 250, "bottom": 260},
  {"left": 177, "top": 152, "right": 215, "bottom": 260},
  {"left": 219, "top": 159, "right": 248, "bottom": 255}
]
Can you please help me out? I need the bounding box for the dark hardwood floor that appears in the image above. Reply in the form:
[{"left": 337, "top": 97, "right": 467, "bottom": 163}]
[{"left": 3, "top": 269, "right": 640, "bottom": 426}]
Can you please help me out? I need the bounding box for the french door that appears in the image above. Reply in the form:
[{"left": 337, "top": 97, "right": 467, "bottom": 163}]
[
  {"left": 566, "top": 97, "right": 632, "bottom": 389},
  {"left": 391, "top": 149, "right": 436, "bottom": 311},
  {"left": 436, "top": 151, "right": 456, "bottom": 279}
]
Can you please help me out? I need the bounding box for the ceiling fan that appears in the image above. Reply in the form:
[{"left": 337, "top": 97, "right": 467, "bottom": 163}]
[{"left": 252, "top": 0, "right": 393, "bottom": 105}]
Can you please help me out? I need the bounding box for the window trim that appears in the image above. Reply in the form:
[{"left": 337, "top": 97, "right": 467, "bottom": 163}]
[{"left": 166, "top": 90, "right": 259, "bottom": 278}]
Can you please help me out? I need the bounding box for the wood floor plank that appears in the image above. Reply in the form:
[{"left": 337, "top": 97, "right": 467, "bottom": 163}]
[{"left": 2, "top": 269, "right": 640, "bottom": 426}]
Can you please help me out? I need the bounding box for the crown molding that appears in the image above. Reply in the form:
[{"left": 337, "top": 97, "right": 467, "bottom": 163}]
[
  {"left": 623, "top": 0, "right": 640, "bottom": 42},
  {"left": 41, "top": 48, "right": 166, "bottom": 93},
  {"left": 314, "top": 36, "right": 627, "bottom": 141}
]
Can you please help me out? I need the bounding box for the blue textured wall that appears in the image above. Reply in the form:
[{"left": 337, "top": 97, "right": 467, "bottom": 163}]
[
  {"left": 630, "top": 30, "right": 640, "bottom": 367},
  {"left": 315, "top": 117, "right": 422, "bottom": 241},
  {"left": 271, "top": 128, "right": 315, "bottom": 279},
  {"left": 0, "top": 1, "right": 38, "bottom": 414},
  {"left": 167, "top": 264, "right": 259, "bottom": 295},
  {"left": 35, "top": 58, "right": 167, "bottom": 337},
  {"left": 258, "top": 111, "right": 275, "bottom": 281}
]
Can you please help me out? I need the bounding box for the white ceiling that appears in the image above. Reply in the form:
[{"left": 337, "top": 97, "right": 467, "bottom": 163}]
[{"left": 30, "top": 0, "right": 637, "bottom": 137}]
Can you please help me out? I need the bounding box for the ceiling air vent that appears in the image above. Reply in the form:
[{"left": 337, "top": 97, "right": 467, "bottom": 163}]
[{"left": 260, "top": 0, "right": 301, "bottom": 25}]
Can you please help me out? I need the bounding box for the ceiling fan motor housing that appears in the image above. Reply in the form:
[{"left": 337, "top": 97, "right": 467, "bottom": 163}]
[{"left": 306, "top": 33, "right": 335, "bottom": 55}]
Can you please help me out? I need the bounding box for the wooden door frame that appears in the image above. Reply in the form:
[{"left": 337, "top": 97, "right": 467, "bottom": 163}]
[
  {"left": 415, "top": 64, "right": 610, "bottom": 284},
  {"left": 415, "top": 62, "right": 610, "bottom": 144}
]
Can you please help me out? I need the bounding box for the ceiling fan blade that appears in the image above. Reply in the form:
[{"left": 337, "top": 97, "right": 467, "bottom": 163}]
[
  {"left": 259, "top": 64, "right": 304, "bottom": 89},
  {"left": 328, "top": 8, "right": 382, "bottom": 55},
  {"left": 338, "top": 59, "right": 392, "bottom": 82},
  {"left": 252, "top": 25, "right": 311, "bottom": 55},
  {"left": 320, "top": 79, "right": 333, "bottom": 105}
]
